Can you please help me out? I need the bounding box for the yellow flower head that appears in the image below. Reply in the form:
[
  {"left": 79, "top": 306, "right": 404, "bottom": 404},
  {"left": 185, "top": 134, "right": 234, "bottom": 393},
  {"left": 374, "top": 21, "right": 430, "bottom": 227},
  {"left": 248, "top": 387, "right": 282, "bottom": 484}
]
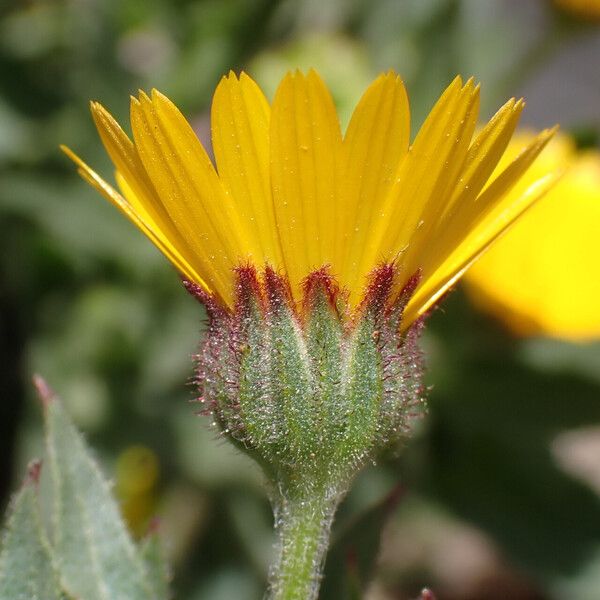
[
  {"left": 62, "top": 70, "right": 556, "bottom": 328},
  {"left": 554, "top": 0, "right": 600, "bottom": 19},
  {"left": 465, "top": 132, "right": 600, "bottom": 341}
]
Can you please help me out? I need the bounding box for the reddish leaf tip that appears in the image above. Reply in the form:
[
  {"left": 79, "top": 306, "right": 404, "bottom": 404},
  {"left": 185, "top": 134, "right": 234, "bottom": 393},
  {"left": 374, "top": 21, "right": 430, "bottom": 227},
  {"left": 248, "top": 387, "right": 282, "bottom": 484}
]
[
  {"left": 32, "top": 374, "right": 55, "bottom": 408},
  {"left": 26, "top": 459, "right": 42, "bottom": 485}
]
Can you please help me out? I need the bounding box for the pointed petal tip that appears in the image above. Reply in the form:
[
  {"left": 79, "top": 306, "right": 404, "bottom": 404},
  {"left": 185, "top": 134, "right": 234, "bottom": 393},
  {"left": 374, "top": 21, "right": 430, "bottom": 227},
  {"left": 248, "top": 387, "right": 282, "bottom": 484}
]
[
  {"left": 307, "top": 68, "right": 324, "bottom": 83},
  {"left": 137, "top": 89, "right": 151, "bottom": 103},
  {"left": 60, "top": 144, "right": 82, "bottom": 166},
  {"left": 451, "top": 74, "right": 463, "bottom": 87},
  {"left": 60, "top": 145, "right": 89, "bottom": 172},
  {"left": 238, "top": 71, "right": 255, "bottom": 84},
  {"left": 534, "top": 126, "right": 559, "bottom": 148},
  {"left": 89, "top": 102, "right": 115, "bottom": 129},
  {"left": 491, "top": 98, "right": 517, "bottom": 119},
  {"left": 274, "top": 70, "right": 295, "bottom": 96},
  {"left": 513, "top": 98, "right": 526, "bottom": 114},
  {"left": 150, "top": 88, "right": 170, "bottom": 104},
  {"left": 461, "top": 77, "right": 479, "bottom": 99},
  {"left": 382, "top": 70, "right": 405, "bottom": 87},
  {"left": 89, "top": 100, "right": 106, "bottom": 117}
]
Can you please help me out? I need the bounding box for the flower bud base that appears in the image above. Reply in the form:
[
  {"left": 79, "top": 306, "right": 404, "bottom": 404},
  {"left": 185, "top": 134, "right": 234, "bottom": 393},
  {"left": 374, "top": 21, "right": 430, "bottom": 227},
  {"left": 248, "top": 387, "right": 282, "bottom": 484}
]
[{"left": 186, "top": 264, "right": 426, "bottom": 598}]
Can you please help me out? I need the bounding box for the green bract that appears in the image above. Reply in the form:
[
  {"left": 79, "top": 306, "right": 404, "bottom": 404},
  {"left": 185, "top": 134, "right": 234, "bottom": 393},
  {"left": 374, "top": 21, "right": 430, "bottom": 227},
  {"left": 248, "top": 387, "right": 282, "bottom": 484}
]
[{"left": 187, "top": 264, "right": 426, "bottom": 599}]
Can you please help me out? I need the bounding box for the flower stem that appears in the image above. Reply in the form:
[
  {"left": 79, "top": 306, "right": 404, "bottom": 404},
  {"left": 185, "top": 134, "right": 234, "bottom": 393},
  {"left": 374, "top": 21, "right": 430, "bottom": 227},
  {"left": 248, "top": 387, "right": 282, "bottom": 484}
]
[{"left": 268, "top": 491, "right": 338, "bottom": 600}]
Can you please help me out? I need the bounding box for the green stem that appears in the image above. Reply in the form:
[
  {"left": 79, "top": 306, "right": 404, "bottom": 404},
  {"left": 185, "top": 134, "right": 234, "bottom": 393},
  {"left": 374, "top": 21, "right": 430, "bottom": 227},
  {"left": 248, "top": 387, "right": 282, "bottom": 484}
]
[{"left": 268, "top": 491, "right": 338, "bottom": 600}]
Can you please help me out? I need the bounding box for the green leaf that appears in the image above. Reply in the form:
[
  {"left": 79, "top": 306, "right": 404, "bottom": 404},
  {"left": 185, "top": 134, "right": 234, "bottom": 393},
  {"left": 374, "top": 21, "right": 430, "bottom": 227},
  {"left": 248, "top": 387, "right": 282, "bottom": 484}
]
[
  {"left": 0, "top": 461, "right": 64, "bottom": 600},
  {"left": 43, "top": 388, "right": 157, "bottom": 600},
  {"left": 140, "top": 528, "right": 171, "bottom": 599}
]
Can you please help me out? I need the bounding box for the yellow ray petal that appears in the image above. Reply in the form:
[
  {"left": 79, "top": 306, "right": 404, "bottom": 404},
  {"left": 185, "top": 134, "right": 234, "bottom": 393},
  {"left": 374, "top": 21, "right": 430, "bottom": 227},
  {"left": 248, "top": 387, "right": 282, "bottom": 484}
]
[
  {"left": 403, "top": 171, "right": 560, "bottom": 327},
  {"left": 411, "top": 98, "right": 526, "bottom": 278},
  {"left": 150, "top": 88, "right": 264, "bottom": 268},
  {"left": 443, "top": 98, "right": 525, "bottom": 218},
  {"left": 346, "top": 77, "right": 480, "bottom": 304},
  {"left": 420, "top": 81, "right": 482, "bottom": 212},
  {"left": 90, "top": 101, "right": 156, "bottom": 206},
  {"left": 60, "top": 145, "right": 206, "bottom": 287},
  {"left": 343, "top": 76, "right": 463, "bottom": 303},
  {"left": 211, "top": 71, "right": 282, "bottom": 267},
  {"left": 340, "top": 71, "right": 410, "bottom": 284},
  {"left": 394, "top": 80, "right": 481, "bottom": 283},
  {"left": 90, "top": 102, "right": 203, "bottom": 273},
  {"left": 428, "top": 127, "right": 557, "bottom": 268},
  {"left": 130, "top": 90, "right": 252, "bottom": 304},
  {"left": 66, "top": 71, "right": 560, "bottom": 324},
  {"left": 465, "top": 139, "right": 600, "bottom": 341},
  {"left": 270, "top": 70, "right": 343, "bottom": 296},
  {"left": 407, "top": 128, "right": 556, "bottom": 322},
  {"left": 115, "top": 172, "right": 207, "bottom": 285}
]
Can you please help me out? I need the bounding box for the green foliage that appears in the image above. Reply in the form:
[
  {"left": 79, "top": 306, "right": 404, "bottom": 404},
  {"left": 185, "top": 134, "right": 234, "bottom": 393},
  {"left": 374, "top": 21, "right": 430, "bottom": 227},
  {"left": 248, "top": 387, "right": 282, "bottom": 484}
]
[
  {"left": 46, "top": 391, "right": 159, "bottom": 598},
  {"left": 0, "top": 463, "right": 64, "bottom": 600},
  {"left": 141, "top": 530, "right": 171, "bottom": 599},
  {"left": 0, "top": 380, "right": 170, "bottom": 600}
]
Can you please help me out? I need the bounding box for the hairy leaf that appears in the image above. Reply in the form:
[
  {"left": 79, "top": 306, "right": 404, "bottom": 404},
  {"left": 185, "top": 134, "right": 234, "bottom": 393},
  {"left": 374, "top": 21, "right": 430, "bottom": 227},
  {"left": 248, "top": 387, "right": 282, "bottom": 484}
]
[
  {"left": 44, "top": 391, "right": 156, "bottom": 599},
  {"left": 0, "top": 462, "right": 64, "bottom": 600}
]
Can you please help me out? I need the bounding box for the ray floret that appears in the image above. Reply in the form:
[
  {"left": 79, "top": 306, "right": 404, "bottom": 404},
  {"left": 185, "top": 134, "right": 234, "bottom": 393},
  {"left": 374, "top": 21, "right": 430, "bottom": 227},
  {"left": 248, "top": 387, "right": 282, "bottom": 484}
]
[{"left": 62, "top": 70, "right": 557, "bottom": 326}]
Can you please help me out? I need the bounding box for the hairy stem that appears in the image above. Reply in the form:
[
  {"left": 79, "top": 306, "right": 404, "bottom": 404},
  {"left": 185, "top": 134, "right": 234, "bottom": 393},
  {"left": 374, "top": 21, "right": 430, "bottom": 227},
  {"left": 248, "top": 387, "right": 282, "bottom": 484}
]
[{"left": 268, "top": 491, "right": 338, "bottom": 600}]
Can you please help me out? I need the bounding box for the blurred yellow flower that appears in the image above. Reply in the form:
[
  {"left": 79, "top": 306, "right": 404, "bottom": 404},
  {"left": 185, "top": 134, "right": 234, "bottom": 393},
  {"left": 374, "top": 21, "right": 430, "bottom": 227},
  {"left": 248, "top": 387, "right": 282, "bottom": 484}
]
[
  {"left": 554, "top": 0, "right": 600, "bottom": 19},
  {"left": 62, "top": 70, "right": 556, "bottom": 327},
  {"left": 465, "top": 132, "right": 600, "bottom": 341}
]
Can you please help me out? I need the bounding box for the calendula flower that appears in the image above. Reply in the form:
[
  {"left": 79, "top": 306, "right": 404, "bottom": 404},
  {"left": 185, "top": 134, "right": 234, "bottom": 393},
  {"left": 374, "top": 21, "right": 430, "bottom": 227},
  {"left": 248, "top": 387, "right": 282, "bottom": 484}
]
[
  {"left": 62, "top": 70, "right": 555, "bottom": 328},
  {"left": 465, "top": 132, "right": 600, "bottom": 341},
  {"left": 63, "top": 70, "right": 557, "bottom": 600},
  {"left": 554, "top": 0, "right": 600, "bottom": 19}
]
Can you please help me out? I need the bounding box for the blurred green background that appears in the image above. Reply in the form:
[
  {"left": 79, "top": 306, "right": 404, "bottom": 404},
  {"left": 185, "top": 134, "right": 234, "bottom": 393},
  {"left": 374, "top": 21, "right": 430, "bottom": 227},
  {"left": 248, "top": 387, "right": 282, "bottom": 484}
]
[{"left": 1, "top": 0, "right": 600, "bottom": 598}]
